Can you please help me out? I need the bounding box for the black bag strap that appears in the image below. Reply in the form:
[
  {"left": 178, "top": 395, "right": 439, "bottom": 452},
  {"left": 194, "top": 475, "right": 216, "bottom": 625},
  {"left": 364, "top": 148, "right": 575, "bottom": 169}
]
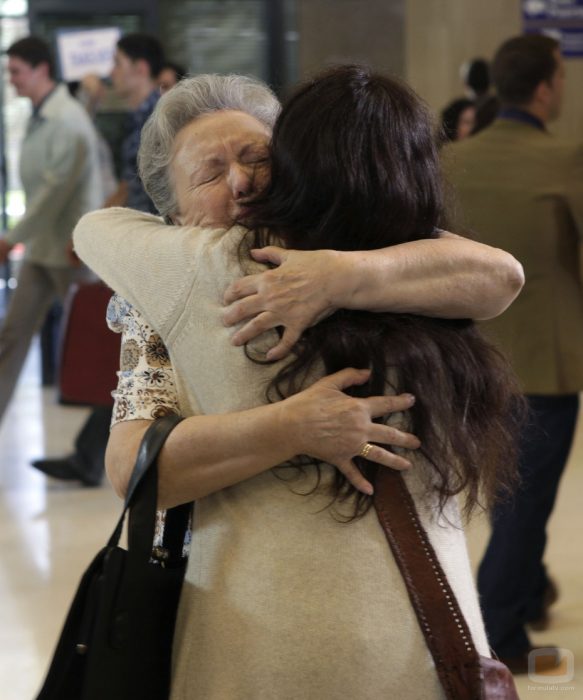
[
  {"left": 125, "top": 414, "right": 184, "bottom": 506},
  {"left": 107, "top": 415, "right": 187, "bottom": 559},
  {"left": 161, "top": 502, "right": 192, "bottom": 561}
]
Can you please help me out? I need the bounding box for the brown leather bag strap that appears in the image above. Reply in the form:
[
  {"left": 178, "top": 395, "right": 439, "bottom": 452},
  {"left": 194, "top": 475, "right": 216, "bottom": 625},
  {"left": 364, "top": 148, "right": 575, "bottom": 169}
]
[{"left": 373, "top": 467, "right": 483, "bottom": 700}]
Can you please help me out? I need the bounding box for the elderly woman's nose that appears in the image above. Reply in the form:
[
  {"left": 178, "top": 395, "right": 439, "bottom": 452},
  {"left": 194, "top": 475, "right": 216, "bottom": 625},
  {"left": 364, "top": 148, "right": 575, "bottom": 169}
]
[{"left": 229, "top": 164, "right": 254, "bottom": 198}]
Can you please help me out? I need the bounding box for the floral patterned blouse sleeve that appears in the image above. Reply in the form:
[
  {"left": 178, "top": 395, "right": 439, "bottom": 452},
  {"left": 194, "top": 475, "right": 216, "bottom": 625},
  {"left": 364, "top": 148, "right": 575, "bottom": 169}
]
[
  {"left": 107, "top": 293, "right": 180, "bottom": 426},
  {"left": 107, "top": 293, "right": 190, "bottom": 557}
]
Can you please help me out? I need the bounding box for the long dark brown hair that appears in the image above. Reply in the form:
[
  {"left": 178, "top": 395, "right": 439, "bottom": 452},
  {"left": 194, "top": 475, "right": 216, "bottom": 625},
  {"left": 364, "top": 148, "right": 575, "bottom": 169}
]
[{"left": 243, "top": 65, "right": 522, "bottom": 519}]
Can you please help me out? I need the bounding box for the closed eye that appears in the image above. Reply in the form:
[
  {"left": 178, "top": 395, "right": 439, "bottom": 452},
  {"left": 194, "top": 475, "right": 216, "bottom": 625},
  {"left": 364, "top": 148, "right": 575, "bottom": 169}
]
[
  {"left": 192, "top": 170, "right": 221, "bottom": 187},
  {"left": 241, "top": 153, "right": 269, "bottom": 166}
]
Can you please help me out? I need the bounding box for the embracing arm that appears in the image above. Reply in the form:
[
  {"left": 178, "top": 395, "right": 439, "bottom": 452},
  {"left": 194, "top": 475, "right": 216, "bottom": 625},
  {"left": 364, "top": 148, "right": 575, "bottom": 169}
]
[
  {"left": 73, "top": 207, "right": 523, "bottom": 360},
  {"left": 73, "top": 208, "right": 222, "bottom": 336},
  {"left": 224, "top": 235, "right": 524, "bottom": 360},
  {"left": 107, "top": 369, "right": 419, "bottom": 509},
  {"left": 336, "top": 232, "right": 524, "bottom": 317},
  {"left": 106, "top": 299, "right": 419, "bottom": 507}
]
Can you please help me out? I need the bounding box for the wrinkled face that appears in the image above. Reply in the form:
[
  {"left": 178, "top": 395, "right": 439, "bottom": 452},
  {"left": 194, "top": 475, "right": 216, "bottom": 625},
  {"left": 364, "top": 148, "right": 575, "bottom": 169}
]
[
  {"left": 456, "top": 106, "right": 476, "bottom": 140},
  {"left": 8, "top": 56, "right": 46, "bottom": 98},
  {"left": 110, "top": 48, "right": 141, "bottom": 99},
  {"left": 169, "top": 110, "right": 271, "bottom": 227}
]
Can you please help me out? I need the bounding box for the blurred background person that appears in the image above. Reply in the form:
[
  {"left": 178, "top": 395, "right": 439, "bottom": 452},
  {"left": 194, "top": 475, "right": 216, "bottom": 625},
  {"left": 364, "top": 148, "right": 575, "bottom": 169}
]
[
  {"left": 443, "top": 34, "right": 583, "bottom": 673},
  {"left": 105, "top": 33, "right": 165, "bottom": 211},
  {"left": 0, "top": 37, "right": 102, "bottom": 429},
  {"left": 463, "top": 56, "right": 490, "bottom": 102},
  {"left": 31, "top": 34, "right": 165, "bottom": 486},
  {"left": 439, "top": 97, "right": 476, "bottom": 143},
  {"left": 462, "top": 56, "right": 499, "bottom": 134},
  {"left": 74, "top": 74, "right": 118, "bottom": 200},
  {"left": 158, "top": 60, "right": 186, "bottom": 93}
]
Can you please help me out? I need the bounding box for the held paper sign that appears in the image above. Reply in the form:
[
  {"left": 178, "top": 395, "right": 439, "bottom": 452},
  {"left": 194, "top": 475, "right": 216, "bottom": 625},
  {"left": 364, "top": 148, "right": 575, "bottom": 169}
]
[{"left": 57, "top": 27, "right": 121, "bottom": 82}]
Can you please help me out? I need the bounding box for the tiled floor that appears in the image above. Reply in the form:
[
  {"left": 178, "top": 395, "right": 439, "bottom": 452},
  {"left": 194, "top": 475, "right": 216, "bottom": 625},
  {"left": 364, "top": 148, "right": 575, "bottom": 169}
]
[
  {"left": 0, "top": 342, "right": 120, "bottom": 699},
  {"left": 0, "top": 341, "right": 581, "bottom": 699}
]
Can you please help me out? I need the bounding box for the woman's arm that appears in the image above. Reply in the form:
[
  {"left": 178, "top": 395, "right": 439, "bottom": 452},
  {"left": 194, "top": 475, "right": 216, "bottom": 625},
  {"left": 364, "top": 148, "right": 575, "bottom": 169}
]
[
  {"left": 106, "top": 298, "right": 420, "bottom": 508},
  {"left": 74, "top": 208, "right": 216, "bottom": 338},
  {"left": 74, "top": 208, "right": 523, "bottom": 362},
  {"left": 108, "top": 368, "right": 420, "bottom": 509},
  {"left": 223, "top": 235, "right": 525, "bottom": 360}
]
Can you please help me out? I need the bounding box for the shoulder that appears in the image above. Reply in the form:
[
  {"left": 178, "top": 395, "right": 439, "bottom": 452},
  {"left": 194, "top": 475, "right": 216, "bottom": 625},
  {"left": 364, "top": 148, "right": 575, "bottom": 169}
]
[
  {"left": 46, "top": 100, "right": 95, "bottom": 142},
  {"left": 440, "top": 128, "right": 489, "bottom": 158},
  {"left": 76, "top": 207, "right": 165, "bottom": 237},
  {"left": 43, "top": 85, "right": 84, "bottom": 120},
  {"left": 440, "top": 138, "right": 477, "bottom": 175},
  {"left": 107, "top": 293, "right": 161, "bottom": 342},
  {"left": 549, "top": 138, "right": 583, "bottom": 161},
  {"left": 444, "top": 123, "right": 570, "bottom": 164},
  {"left": 570, "top": 142, "right": 583, "bottom": 167},
  {"left": 187, "top": 225, "right": 259, "bottom": 276},
  {"left": 561, "top": 142, "right": 583, "bottom": 184},
  {"left": 131, "top": 90, "right": 160, "bottom": 129},
  {"left": 520, "top": 135, "right": 583, "bottom": 178}
]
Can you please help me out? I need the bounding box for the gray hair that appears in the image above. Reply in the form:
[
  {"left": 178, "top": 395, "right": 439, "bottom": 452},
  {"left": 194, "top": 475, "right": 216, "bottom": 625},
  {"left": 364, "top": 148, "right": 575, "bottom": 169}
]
[{"left": 138, "top": 74, "right": 280, "bottom": 218}]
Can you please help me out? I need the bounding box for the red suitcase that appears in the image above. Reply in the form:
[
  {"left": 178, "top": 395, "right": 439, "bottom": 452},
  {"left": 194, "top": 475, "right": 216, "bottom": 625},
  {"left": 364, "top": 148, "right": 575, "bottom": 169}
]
[{"left": 58, "top": 282, "right": 121, "bottom": 407}]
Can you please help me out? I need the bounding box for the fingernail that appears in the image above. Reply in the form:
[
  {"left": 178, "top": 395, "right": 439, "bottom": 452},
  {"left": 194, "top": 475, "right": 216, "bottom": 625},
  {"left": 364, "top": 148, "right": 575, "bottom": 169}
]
[
  {"left": 404, "top": 393, "right": 415, "bottom": 405},
  {"left": 363, "top": 484, "right": 374, "bottom": 496}
]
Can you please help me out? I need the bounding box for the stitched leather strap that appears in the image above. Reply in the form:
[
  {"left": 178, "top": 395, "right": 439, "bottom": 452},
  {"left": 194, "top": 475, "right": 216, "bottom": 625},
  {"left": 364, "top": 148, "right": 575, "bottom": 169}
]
[{"left": 373, "top": 468, "right": 483, "bottom": 700}]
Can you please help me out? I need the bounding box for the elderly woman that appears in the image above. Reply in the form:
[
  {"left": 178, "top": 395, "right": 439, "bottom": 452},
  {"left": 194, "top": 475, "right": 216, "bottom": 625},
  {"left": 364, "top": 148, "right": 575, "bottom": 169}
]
[{"left": 75, "top": 73, "right": 523, "bottom": 698}]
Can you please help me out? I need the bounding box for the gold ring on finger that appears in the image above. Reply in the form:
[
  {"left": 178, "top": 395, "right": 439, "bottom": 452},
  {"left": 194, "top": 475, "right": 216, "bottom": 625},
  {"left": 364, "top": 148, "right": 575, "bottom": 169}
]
[{"left": 358, "top": 442, "right": 374, "bottom": 459}]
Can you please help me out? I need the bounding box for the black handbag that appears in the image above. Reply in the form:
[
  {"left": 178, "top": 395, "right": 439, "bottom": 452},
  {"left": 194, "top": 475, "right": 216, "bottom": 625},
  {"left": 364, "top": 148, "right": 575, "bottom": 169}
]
[{"left": 36, "top": 414, "right": 191, "bottom": 700}]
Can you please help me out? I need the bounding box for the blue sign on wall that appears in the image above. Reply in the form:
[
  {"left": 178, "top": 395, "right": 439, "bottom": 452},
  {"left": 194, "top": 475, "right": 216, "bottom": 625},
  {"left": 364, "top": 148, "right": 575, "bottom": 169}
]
[
  {"left": 523, "top": 0, "right": 583, "bottom": 57},
  {"left": 523, "top": 0, "right": 583, "bottom": 21}
]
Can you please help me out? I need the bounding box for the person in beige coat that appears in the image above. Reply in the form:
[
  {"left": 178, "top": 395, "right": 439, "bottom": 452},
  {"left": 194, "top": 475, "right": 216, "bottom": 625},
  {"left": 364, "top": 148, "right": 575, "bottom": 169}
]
[
  {"left": 75, "top": 69, "right": 524, "bottom": 698},
  {"left": 442, "top": 34, "right": 583, "bottom": 672}
]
